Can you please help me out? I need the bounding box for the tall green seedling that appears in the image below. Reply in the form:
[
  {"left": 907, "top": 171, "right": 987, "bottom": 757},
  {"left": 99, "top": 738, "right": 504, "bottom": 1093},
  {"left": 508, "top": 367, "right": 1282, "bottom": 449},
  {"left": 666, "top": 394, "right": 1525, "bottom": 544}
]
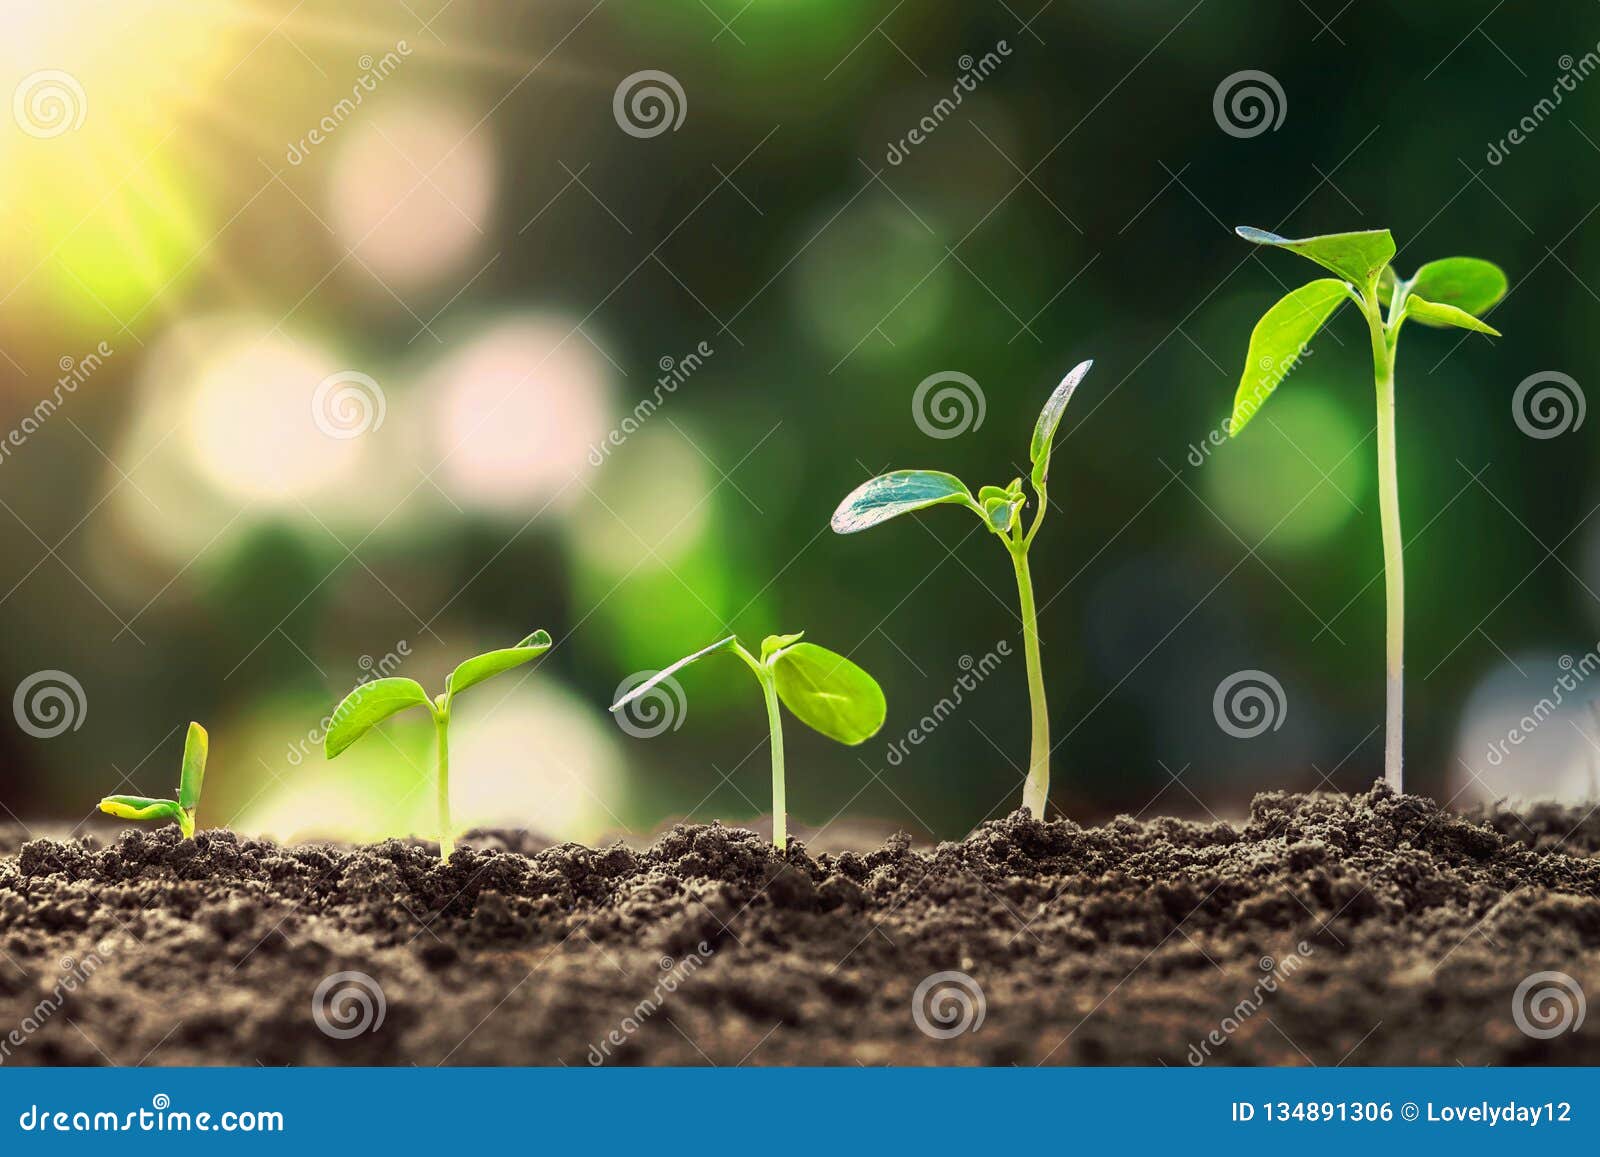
[
  {"left": 830, "top": 360, "right": 1093, "bottom": 818},
  {"left": 1229, "top": 226, "right": 1505, "bottom": 791},
  {"left": 324, "top": 631, "right": 552, "bottom": 859},
  {"left": 611, "top": 633, "right": 886, "bottom": 850}
]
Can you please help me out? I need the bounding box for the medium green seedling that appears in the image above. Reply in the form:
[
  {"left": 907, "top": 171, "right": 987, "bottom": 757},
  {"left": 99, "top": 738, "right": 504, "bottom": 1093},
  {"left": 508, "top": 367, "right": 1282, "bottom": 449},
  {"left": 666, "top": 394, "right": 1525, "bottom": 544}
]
[
  {"left": 1229, "top": 226, "right": 1506, "bottom": 792},
  {"left": 99, "top": 721, "right": 208, "bottom": 839},
  {"left": 324, "top": 630, "right": 552, "bottom": 859},
  {"left": 610, "top": 633, "right": 886, "bottom": 850},
  {"left": 829, "top": 359, "right": 1094, "bottom": 819}
]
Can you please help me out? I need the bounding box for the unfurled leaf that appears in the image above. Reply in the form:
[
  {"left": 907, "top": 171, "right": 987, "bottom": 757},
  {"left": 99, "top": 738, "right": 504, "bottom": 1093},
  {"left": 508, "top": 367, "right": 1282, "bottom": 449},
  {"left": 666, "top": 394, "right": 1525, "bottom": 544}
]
[
  {"left": 1030, "top": 359, "right": 1093, "bottom": 489},
  {"left": 610, "top": 637, "right": 741, "bottom": 713},
  {"left": 760, "top": 632, "right": 805, "bottom": 662},
  {"left": 99, "top": 796, "right": 183, "bottom": 823},
  {"left": 1403, "top": 295, "right": 1502, "bottom": 336},
  {"left": 1236, "top": 225, "right": 1396, "bottom": 286},
  {"left": 1377, "top": 265, "right": 1398, "bottom": 301},
  {"left": 1230, "top": 278, "right": 1348, "bottom": 437},
  {"left": 771, "top": 642, "right": 886, "bottom": 745},
  {"left": 325, "top": 677, "right": 432, "bottom": 758},
  {"left": 1405, "top": 257, "right": 1506, "bottom": 322},
  {"left": 830, "top": 470, "right": 975, "bottom": 534},
  {"left": 447, "top": 629, "right": 553, "bottom": 699},
  {"left": 178, "top": 721, "right": 207, "bottom": 810}
]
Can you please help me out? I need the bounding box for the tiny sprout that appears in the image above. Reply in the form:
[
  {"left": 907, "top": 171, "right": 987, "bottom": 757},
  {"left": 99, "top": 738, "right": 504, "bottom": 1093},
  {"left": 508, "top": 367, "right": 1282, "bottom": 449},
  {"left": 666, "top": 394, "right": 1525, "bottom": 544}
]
[
  {"left": 324, "top": 630, "right": 552, "bottom": 860},
  {"left": 1230, "top": 226, "right": 1506, "bottom": 793},
  {"left": 610, "top": 633, "right": 886, "bottom": 851},
  {"left": 99, "top": 721, "right": 208, "bottom": 839},
  {"left": 830, "top": 359, "right": 1094, "bottom": 819}
]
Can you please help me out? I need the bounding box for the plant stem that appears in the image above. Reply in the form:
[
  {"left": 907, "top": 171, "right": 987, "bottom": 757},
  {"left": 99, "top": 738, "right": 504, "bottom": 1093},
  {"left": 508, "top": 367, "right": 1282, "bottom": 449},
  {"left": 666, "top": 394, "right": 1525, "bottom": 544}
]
[
  {"left": 759, "top": 670, "right": 787, "bottom": 851},
  {"left": 178, "top": 809, "right": 195, "bottom": 840},
  {"left": 435, "top": 710, "right": 454, "bottom": 860},
  {"left": 1367, "top": 298, "right": 1404, "bottom": 793},
  {"left": 1011, "top": 546, "right": 1051, "bottom": 818}
]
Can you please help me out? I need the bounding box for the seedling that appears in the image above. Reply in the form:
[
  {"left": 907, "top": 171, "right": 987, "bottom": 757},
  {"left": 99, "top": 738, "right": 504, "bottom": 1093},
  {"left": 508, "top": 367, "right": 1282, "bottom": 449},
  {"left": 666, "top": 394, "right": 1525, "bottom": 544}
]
[
  {"left": 99, "top": 721, "right": 208, "bottom": 838},
  {"left": 829, "top": 360, "right": 1094, "bottom": 819},
  {"left": 1229, "top": 226, "right": 1506, "bottom": 792},
  {"left": 610, "top": 633, "right": 886, "bottom": 850},
  {"left": 324, "top": 630, "right": 552, "bottom": 859}
]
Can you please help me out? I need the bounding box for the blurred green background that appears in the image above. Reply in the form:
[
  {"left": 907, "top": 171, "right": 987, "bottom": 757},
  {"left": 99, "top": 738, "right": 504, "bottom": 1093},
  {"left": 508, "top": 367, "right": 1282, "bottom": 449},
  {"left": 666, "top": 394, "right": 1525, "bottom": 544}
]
[{"left": 2, "top": 0, "right": 1597, "bottom": 844}]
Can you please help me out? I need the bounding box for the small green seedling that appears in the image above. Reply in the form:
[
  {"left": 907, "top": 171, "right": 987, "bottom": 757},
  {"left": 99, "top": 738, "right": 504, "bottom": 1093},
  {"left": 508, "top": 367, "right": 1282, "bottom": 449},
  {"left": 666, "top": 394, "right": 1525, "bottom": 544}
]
[
  {"left": 324, "top": 630, "right": 552, "bottom": 859},
  {"left": 99, "top": 721, "right": 208, "bottom": 839},
  {"left": 1229, "top": 226, "right": 1506, "bottom": 792},
  {"left": 610, "top": 633, "right": 886, "bottom": 850},
  {"left": 830, "top": 360, "right": 1094, "bottom": 819}
]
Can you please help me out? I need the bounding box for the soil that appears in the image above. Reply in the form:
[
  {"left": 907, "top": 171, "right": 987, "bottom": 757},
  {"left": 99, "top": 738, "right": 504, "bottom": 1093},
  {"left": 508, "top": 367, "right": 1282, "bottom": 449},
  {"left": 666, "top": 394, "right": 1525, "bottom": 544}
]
[{"left": 3, "top": 782, "right": 1599, "bottom": 1067}]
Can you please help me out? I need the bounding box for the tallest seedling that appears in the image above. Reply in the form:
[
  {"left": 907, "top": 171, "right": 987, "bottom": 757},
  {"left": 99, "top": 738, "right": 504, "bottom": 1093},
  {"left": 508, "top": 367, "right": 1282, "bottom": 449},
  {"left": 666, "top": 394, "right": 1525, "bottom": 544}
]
[{"left": 1229, "top": 227, "right": 1506, "bottom": 791}]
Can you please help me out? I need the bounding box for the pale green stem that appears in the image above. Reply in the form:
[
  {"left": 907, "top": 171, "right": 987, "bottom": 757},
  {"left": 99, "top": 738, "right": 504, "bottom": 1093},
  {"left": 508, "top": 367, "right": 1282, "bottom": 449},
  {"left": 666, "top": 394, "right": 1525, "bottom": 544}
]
[
  {"left": 760, "top": 671, "right": 787, "bottom": 851},
  {"left": 434, "top": 708, "right": 454, "bottom": 860},
  {"left": 177, "top": 809, "right": 195, "bottom": 839},
  {"left": 1367, "top": 296, "right": 1404, "bottom": 793},
  {"left": 1011, "top": 545, "right": 1050, "bottom": 818}
]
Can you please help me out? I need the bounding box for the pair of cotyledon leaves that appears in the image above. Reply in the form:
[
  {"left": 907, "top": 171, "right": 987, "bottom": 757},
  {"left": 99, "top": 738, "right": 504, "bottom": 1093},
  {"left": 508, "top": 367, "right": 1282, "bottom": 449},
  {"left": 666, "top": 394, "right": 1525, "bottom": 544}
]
[
  {"left": 1229, "top": 227, "right": 1506, "bottom": 436},
  {"left": 324, "top": 630, "right": 553, "bottom": 758},
  {"left": 829, "top": 359, "right": 1094, "bottom": 537},
  {"left": 100, "top": 720, "right": 208, "bottom": 828},
  {"left": 612, "top": 633, "right": 887, "bottom": 746}
]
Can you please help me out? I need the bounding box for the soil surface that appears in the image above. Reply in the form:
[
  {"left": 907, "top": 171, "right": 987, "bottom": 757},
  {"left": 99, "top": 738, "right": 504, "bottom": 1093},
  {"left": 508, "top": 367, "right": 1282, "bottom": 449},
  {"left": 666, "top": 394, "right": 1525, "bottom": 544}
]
[{"left": 3, "top": 783, "right": 1599, "bottom": 1066}]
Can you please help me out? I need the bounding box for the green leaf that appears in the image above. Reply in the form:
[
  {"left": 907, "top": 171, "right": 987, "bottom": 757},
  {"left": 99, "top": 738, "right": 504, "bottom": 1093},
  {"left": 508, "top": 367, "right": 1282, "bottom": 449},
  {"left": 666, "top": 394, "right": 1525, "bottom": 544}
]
[
  {"left": 325, "top": 677, "right": 432, "bottom": 758},
  {"left": 830, "top": 470, "right": 976, "bottom": 534},
  {"left": 1236, "top": 225, "right": 1396, "bottom": 286},
  {"left": 1229, "top": 279, "right": 1349, "bottom": 437},
  {"left": 178, "top": 721, "right": 207, "bottom": 810},
  {"left": 610, "top": 636, "right": 742, "bottom": 713},
  {"left": 447, "top": 629, "right": 553, "bottom": 699},
  {"left": 771, "top": 642, "right": 887, "bottom": 745},
  {"left": 1029, "top": 359, "right": 1093, "bottom": 489},
  {"left": 760, "top": 632, "right": 805, "bottom": 662},
  {"left": 1405, "top": 257, "right": 1506, "bottom": 321},
  {"left": 982, "top": 493, "right": 1024, "bottom": 533},
  {"left": 99, "top": 796, "right": 183, "bottom": 823},
  {"left": 1377, "top": 265, "right": 1398, "bottom": 300},
  {"left": 1403, "top": 294, "right": 1502, "bottom": 336}
]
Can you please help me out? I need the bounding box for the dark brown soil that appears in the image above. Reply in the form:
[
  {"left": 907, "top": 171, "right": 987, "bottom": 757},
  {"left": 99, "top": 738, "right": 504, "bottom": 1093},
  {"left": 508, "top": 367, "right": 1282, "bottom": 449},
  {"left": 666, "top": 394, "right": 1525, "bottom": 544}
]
[{"left": 3, "top": 782, "right": 1599, "bottom": 1066}]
